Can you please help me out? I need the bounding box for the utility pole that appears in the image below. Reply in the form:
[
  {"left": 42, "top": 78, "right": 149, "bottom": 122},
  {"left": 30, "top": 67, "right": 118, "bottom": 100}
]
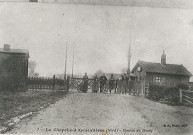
[
  {"left": 127, "top": 33, "right": 132, "bottom": 76},
  {"left": 71, "top": 45, "right": 75, "bottom": 78},
  {"left": 64, "top": 41, "right": 68, "bottom": 86},
  {"left": 128, "top": 0, "right": 134, "bottom": 77}
]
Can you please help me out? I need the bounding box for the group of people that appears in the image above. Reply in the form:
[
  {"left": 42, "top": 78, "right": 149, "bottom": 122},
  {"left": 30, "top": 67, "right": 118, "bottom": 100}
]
[{"left": 82, "top": 72, "right": 139, "bottom": 95}]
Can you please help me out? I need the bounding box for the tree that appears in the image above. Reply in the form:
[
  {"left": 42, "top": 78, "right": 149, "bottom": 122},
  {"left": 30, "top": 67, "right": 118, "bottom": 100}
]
[
  {"left": 28, "top": 61, "right": 36, "bottom": 74},
  {"left": 28, "top": 60, "right": 39, "bottom": 77},
  {"left": 177, "top": 83, "right": 189, "bottom": 90},
  {"left": 92, "top": 69, "right": 104, "bottom": 78},
  {"left": 121, "top": 67, "right": 127, "bottom": 74}
]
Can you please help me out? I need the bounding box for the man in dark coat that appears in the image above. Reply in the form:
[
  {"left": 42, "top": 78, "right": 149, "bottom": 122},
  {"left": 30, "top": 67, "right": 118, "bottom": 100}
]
[
  {"left": 99, "top": 73, "right": 107, "bottom": 93},
  {"left": 109, "top": 74, "right": 115, "bottom": 94},
  {"left": 121, "top": 74, "right": 128, "bottom": 94},
  {"left": 82, "top": 72, "right": 88, "bottom": 93},
  {"left": 92, "top": 75, "right": 99, "bottom": 93},
  {"left": 114, "top": 80, "right": 118, "bottom": 93}
]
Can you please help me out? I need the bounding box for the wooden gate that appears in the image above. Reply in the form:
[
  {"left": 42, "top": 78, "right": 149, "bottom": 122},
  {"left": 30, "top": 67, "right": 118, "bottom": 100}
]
[
  {"left": 179, "top": 89, "right": 193, "bottom": 106},
  {"left": 69, "top": 77, "right": 94, "bottom": 92}
]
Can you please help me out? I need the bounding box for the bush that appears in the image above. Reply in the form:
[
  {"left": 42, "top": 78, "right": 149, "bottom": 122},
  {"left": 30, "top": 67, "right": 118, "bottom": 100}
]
[
  {"left": 147, "top": 84, "right": 167, "bottom": 101},
  {"left": 147, "top": 84, "right": 180, "bottom": 104},
  {"left": 163, "top": 87, "right": 180, "bottom": 104},
  {"left": 177, "top": 83, "right": 189, "bottom": 90}
]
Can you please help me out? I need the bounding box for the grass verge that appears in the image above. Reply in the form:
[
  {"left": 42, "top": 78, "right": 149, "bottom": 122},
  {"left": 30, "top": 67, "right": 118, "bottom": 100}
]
[{"left": 0, "top": 90, "right": 67, "bottom": 126}]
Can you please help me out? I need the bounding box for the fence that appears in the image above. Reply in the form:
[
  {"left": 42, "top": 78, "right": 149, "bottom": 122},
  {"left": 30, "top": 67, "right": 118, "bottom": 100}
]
[
  {"left": 179, "top": 89, "right": 193, "bottom": 105},
  {"left": 28, "top": 76, "right": 65, "bottom": 90}
]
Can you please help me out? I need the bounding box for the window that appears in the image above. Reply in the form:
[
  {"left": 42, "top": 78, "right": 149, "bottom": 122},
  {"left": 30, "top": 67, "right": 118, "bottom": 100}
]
[{"left": 155, "top": 77, "right": 161, "bottom": 83}]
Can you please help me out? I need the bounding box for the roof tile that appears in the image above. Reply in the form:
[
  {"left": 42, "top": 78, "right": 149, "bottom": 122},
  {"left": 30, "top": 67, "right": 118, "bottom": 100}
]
[{"left": 131, "top": 61, "right": 192, "bottom": 76}]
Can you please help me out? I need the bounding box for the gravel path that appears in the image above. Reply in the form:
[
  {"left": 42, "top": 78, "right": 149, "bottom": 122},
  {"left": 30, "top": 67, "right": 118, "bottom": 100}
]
[{"left": 8, "top": 90, "right": 193, "bottom": 135}]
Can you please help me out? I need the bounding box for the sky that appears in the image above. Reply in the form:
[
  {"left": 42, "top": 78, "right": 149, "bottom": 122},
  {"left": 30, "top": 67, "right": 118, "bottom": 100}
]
[
  {"left": 0, "top": 2, "right": 193, "bottom": 78},
  {"left": 3, "top": 0, "right": 193, "bottom": 9}
]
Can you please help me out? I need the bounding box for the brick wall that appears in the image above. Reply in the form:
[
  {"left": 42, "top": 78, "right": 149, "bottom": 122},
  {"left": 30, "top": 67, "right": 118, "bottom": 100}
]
[
  {"left": 0, "top": 52, "right": 28, "bottom": 91},
  {"left": 145, "top": 73, "right": 189, "bottom": 87}
]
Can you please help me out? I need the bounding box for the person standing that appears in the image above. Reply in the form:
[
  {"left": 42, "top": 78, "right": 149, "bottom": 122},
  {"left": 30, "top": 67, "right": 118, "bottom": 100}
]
[
  {"left": 117, "top": 77, "right": 122, "bottom": 94},
  {"left": 121, "top": 74, "right": 128, "bottom": 94},
  {"left": 109, "top": 74, "right": 115, "bottom": 94},
  {"left": 92, "top": 75, "right": 99, "bottom": 93},
  {"left": 82, "top": 72, "right": 88, "bottom": 93},
  {"left": 128, "top": 78, "right": 132, "bottom": 95},
  {"left": 114, "top": 79, "right": 118, "bottom": 93},
  {"left": 99, "top": 73, "right": 107, "bottom": 93}
]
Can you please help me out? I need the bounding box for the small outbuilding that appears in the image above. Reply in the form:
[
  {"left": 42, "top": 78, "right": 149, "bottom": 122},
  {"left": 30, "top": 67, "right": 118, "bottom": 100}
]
[{"left": 0, "top": 44, "right": 29, "bottom": 91}]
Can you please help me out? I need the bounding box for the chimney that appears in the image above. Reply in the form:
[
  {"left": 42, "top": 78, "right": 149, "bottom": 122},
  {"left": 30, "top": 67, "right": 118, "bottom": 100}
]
[
  {"left": 161, "top": 50, "right": 166, "bottom": 65},
  {"left": 4, "top": 44, "right": 10, "bottom": 51}
]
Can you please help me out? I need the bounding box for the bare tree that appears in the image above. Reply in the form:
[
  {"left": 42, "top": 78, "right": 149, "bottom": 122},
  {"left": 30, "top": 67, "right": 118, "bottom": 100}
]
[
  {"left": 28, "top": 60, "right": 39, "bottom": 77},
  {"left": 121, "top": 67, "right": 127, "bottom": 74}
]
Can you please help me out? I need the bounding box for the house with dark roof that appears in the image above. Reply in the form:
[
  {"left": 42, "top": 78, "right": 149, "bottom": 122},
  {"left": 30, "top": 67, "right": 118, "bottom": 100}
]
[
  {"left": 131, "top": 51, "right": 192, "bottom": 95},
  {"left": 0, "top": 44, "right": 29, "bottom": 91}
]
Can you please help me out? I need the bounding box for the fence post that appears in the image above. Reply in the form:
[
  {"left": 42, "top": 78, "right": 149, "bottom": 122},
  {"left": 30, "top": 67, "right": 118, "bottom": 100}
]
[
  {"left": 53, "top": 75, "right": 55, "bottom": 90},
  {"left": 179, "top": 88, "right": 182, "bottom": 103}
]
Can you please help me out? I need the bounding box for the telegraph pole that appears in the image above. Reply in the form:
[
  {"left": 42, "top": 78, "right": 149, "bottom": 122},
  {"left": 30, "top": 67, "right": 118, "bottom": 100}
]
[
  {"left": 64, "top": 41, "right": 68, "bottom": 86},
  {"left": 128, "top": 0, "right": 134, "bottom": 77},
  {"left": 71, "top": 45, "right": 75, "bottom": 78},
  {"left": 127, "top": 33, "right": 131, "bottom": 76}
]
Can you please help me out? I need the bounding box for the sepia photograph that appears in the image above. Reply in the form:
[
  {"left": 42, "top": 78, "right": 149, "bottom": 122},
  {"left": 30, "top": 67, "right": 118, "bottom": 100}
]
[{"left": 0, "top": 0, "right": 193, "bottom": 134}]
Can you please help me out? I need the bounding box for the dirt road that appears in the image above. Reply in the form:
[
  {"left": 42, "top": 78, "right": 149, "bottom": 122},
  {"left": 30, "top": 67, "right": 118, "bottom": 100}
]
[{"left": 9, "top": 90, "right": 193, "bottom": 135}]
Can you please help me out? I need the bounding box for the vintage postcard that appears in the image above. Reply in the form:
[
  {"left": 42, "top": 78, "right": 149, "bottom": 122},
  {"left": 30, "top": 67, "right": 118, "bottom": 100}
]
[{"left": 0, "top": 0, "right": 193, "bottom": 135}]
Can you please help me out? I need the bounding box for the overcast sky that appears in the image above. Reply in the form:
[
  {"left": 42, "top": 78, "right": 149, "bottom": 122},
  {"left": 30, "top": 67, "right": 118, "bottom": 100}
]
[{"left": 0, "top": 2, "right": 193, "bottom": 78}]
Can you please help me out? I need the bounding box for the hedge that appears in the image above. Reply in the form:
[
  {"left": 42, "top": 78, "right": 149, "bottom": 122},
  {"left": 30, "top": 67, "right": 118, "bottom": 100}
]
[{"left": 147, "top": 83, "right": 189, "bottom": 104}]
